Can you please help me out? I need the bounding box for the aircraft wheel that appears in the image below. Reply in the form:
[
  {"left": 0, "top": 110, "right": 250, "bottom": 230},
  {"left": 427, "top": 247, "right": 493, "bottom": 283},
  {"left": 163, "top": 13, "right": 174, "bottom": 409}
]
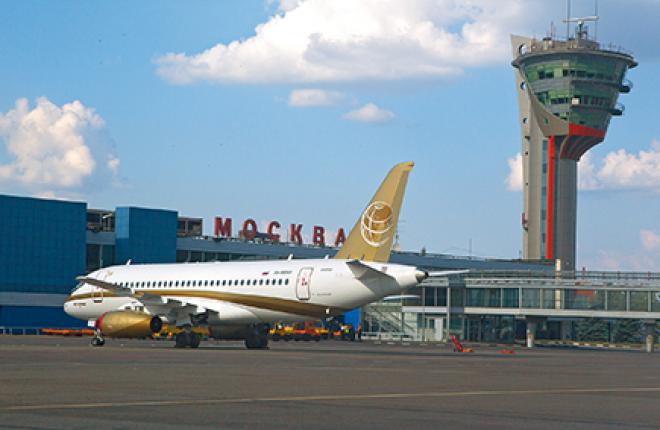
[
  {"left": 245, "top": 334, "right": 269, "bottom": 349},
  {"left": 189, "top": 333, "right": 201, "bottom": 349},
  {"left": 91, "top": 337, "right": 105, "bottom": 347},
  {"left": 175, "top": 332, "right": 190, "bottom": 348}
]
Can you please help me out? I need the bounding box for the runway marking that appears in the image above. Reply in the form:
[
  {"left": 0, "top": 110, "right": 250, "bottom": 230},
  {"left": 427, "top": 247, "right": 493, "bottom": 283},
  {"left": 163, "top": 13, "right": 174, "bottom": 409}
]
[{"left": 4, "top": 387, "right": 660, "bottom": 412}]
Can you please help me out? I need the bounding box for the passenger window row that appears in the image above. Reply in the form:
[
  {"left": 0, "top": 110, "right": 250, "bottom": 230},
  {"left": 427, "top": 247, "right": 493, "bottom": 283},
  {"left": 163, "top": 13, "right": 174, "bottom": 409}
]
[{"left": 115, "top": 278, "right": 290, "bottom": 288}]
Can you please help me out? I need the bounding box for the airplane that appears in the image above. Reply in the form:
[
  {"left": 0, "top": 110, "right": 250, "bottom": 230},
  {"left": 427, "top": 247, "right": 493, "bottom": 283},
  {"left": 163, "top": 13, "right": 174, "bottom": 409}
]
[{"left": 64, "top": 161, "right": 466, "bottom": 349}]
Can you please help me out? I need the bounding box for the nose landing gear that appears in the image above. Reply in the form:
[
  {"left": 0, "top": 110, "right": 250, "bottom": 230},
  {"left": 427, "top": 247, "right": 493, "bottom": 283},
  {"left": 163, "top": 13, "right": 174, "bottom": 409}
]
[{"left": 91, "top": 330, "right": 105, "bottom": 347}]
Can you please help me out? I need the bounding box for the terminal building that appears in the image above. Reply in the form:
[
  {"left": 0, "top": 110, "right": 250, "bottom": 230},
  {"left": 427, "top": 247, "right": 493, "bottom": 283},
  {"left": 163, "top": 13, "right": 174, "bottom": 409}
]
[
  {"left": 0, "top": 193, "right": 658, "bottom": 349},
  {"left": 0, "top": 193, "right": 547, "bottom": 331}
]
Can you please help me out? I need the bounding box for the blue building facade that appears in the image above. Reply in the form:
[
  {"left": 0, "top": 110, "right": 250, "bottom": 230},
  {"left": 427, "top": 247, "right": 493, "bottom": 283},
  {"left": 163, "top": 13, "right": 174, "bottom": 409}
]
[
  {"left": 115, "top": 207, "right": 177, "bottom": 264},
  {"left": 0, "top": 195, "right": 85, "bottom": 294},
  {"left": 0, "top": 195, "right": 86, "bottom": 328}
]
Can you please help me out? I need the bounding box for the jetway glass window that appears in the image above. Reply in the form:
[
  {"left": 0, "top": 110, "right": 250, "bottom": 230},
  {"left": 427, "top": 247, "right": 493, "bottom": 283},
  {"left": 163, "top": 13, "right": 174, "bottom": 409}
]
[
  {"left": 450, "top": 288, "right": 464, "bottom": 307},
  {"left": 467, "top": 289, "right": 484, "bottom": 307},
  {"left": 522, "top": 289, "right": 540, "bottom": 308},
  {"left": 565, "top": 290, "right": 605, "bottom": 310},
  {"left": 630, "top": 292, "right": 648, "bottom": 312},
  {"left": 502, "top": 289, "right": 518, "bottom": 308},
  {"left": 607, "top": 291, "right": 626, "bottom": 311},
  {"left": 436, "top": 288, "right": 447, "bottom": 307},
  {"left": 467, "top": 289, "right": 500, "bottom": 308},
  {"left": 652, "top": 292, "right": 660, "bottom": 312},
  {"left": 485, "top": 289, "right": 501, "bottom": 307},
  {"left": 541, "top": 289, "right": 555, "bottom": 309},
  {"left": 424, "top": 287, "right": 435, "bottom": 306}
]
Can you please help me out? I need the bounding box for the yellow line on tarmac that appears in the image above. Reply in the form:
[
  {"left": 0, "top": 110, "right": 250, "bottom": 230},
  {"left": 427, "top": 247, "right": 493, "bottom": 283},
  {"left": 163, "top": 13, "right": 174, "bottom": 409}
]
[{"left": 5, "top": 387, "right": 660, "bottom": 412}]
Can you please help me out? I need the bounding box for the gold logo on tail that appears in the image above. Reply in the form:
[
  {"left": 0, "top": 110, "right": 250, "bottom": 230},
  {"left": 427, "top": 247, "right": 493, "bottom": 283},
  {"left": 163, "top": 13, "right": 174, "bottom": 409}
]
[
  {"left": 360, "top": 201, "right": 393, "bottom": 247},
  {"left": 335, "top": 161, "right": 413, "bottom": 262}
]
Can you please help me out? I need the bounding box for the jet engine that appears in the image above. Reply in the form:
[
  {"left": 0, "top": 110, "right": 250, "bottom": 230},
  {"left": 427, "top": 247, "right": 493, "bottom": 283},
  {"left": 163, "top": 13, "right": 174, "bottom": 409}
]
[{"left": 97, "top": 310, "right": 163, "bottom": 338}]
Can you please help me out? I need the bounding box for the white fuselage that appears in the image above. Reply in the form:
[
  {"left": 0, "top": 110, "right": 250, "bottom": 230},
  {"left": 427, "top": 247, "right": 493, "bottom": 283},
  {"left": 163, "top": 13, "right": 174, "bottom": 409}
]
[{"left": 64, "top": 259, "right": 421, "bottom": 328}]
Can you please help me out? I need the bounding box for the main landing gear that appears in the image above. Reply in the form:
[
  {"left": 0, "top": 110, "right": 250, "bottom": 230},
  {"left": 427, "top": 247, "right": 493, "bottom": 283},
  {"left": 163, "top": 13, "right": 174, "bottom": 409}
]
[
  {"left": 245, "top": 325, "right": 269, "bottom": 349},
  {"left": 91, "top": 330, "right": 105, "bottom": 347},
  {"left": 175, "top": 326, "right": 201, "bottom": 349}
]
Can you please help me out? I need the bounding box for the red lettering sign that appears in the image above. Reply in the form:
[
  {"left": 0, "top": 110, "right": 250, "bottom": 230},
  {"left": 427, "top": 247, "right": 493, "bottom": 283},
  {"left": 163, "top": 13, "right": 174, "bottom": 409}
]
[
  {"left": 214, "top": 217, "right": 232, "bottom": 237},
  {"left": 312, "top": 225, "right": 325, "bottom": 246},
  {"left": 214, "top": 215, "right": 344, "bottom": 247},
  {"left": 334, "top": 228, "right": 346, "bottom": 247},
  {"left": 267, "top": 221, "right": 281, "bottom": 242},
  {"left": 242, "top": 219, "right": 258, "bottom": 241},
  {"left": 289, "top": 224, "right": 303, "bottom": 245}
]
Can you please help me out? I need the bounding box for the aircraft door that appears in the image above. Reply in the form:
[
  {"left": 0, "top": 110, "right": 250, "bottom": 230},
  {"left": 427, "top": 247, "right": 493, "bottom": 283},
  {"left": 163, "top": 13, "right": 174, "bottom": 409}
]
[
  {"left": 91, "top": 288, "right": 104, "bottom": 304},
  {"left": 295, "top": 267, "right": 313, "bottom": 301},
  {"left": 92, "top": 271, "right": 110, "bottom": 303}
]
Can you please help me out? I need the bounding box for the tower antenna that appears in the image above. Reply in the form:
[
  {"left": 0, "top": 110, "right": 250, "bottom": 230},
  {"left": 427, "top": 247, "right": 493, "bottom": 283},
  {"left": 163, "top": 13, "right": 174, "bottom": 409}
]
[
  {"left": 594, "top": 0, "right": 599, "bottom": 40},
  {"left": 566, "top": 0, "right": 571, "bottom": 39}
]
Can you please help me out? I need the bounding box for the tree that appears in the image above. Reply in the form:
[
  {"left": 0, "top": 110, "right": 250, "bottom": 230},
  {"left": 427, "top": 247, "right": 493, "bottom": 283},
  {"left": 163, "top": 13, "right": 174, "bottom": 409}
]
[
  {"left": 575, "top": 318, "right": 609, "bottom": 342},
  {"left": 612, "top": 319, "right": 641, "bottom": 343}
]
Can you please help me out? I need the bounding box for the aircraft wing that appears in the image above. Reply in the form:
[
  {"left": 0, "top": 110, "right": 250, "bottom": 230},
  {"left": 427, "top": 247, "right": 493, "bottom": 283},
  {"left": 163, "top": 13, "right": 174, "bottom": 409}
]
[
  {"left": 76, "top": 276, "right": 188, "bottom": 308},
  {"left": 346, "top": 260, "right": 394, "bottom": 281},
  {"left": 76, "top": 276, "right": 133, "bottom": 296},
  {"left": 427, "top": 270, "right": 470, "bottom": 277}
]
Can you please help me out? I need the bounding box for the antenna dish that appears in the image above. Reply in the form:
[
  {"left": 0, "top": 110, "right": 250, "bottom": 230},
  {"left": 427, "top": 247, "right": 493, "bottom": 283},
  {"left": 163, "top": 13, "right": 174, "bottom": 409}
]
[{"left": 563, "top": 15, "right": 599, "bottom": 40}]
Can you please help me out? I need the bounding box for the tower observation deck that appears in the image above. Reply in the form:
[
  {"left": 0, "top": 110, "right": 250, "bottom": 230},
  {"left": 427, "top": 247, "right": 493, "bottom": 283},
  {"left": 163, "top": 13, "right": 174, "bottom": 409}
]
[{"left": 511, "top": 19, "right": 636, "bottom": 271}]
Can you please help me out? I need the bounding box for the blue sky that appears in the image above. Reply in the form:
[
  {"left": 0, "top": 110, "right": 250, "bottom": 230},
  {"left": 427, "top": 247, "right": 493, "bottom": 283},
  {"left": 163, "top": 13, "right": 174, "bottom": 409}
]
[{"left": 1, "top": 0, "right": 659, "bottom": 270}]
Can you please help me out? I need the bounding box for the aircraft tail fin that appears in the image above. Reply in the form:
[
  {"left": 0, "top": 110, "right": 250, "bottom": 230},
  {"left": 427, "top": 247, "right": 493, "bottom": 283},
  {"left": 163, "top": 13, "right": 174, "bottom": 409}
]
[{"left": 335, "top": 161, "right": 414, "bottom": 263}]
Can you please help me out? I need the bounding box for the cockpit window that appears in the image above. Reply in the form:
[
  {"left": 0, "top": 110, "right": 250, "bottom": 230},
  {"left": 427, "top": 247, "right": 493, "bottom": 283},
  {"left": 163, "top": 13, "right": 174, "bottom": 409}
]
[{"left": 71, "top": 282, "right": 85, "bottom": 293}]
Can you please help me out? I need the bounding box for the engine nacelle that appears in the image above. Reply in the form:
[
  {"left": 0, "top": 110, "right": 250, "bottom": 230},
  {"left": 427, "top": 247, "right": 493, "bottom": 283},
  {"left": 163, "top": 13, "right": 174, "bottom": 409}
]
[{"left": 97, "top": 311, "right": 163, "bottom": 338}]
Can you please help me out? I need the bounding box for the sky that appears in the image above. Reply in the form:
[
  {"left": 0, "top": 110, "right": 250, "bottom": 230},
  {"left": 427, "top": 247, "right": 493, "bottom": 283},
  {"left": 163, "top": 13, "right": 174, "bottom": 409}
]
[{"left": 1, "top": 0, "right": 659, "bottom": 270}]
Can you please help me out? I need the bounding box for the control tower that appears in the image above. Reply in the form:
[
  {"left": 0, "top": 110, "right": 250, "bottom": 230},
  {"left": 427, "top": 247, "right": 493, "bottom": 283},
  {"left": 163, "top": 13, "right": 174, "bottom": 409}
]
[{"left": 511, "top": 18, "right": 636, "bottom": 271}]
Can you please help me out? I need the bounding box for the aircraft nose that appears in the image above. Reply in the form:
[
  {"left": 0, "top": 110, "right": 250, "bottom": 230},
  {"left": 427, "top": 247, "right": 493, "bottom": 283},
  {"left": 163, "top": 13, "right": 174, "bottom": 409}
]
[
  {"left": 63, "top": 300, "right": 74, "bottom": 317},
  {"left": 415, "top": 270, "right": 429, "bottom": 283}
]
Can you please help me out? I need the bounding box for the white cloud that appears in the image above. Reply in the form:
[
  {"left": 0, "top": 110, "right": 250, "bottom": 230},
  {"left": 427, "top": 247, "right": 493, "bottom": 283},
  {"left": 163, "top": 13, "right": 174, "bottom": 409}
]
[
  {"left": 342, "top": 103, "right": 394, "bottom": 124},
  {"left": 582, "top": 249, "right": 660, "bottom": 272},
  {"left": 278, "top": 0, "right": 304, "bottom": 12},
  {"left": 641, "top": 229, "right": 660, "bottom": 251},
  {"left": 579, "top": 229, "right": 660, "bottom": 271},
  {"left": 577, "top": 152, "right": 600, "bottom": 191},
  {"left": 156, "top": 0, "right": 552, "bottom": 85},
  {"left": 288, "top": 89, "right": 344, "bottom": 107},
  {"left": 0, "top": 97, "right": 119, "bottom": 196},
  {"left": 506, "top": 152, "right": 523, "bottom": 191},
  {"left": 506, "top": 140, "right": 660, "bottom": 192},
  {"left": 591, "top": 140, "right": 660, "bottom": 191}
]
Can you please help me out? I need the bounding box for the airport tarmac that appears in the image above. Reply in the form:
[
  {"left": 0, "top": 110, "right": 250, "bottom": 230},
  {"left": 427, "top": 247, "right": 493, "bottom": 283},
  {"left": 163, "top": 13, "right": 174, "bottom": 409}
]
[{"left": 0, "top": 336, "right": 659, "bottom": 430}]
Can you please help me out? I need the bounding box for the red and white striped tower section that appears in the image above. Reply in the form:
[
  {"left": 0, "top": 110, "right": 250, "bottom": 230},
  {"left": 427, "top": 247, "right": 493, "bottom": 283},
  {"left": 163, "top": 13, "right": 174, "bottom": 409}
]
[{"left": 511, "top": 22, "right": 636, "bottom": 271}]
